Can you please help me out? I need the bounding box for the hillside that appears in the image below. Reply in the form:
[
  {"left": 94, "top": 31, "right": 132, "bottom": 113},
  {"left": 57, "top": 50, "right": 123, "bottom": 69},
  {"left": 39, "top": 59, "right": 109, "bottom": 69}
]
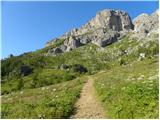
[{"left": 1, "top": 9, "right": 159, "bottom": 119}]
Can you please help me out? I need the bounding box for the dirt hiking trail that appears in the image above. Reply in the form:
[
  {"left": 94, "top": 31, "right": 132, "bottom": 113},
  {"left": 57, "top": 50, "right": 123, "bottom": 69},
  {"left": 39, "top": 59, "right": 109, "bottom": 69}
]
[{"left": 70, "top": 76, "right": 106, "bottom": 119}]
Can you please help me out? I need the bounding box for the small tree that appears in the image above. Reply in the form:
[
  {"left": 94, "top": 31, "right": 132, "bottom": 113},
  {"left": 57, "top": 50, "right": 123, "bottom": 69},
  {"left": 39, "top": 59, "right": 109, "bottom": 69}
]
[{"left": 8, "top": 54, "right": 14, "bottom": 58}]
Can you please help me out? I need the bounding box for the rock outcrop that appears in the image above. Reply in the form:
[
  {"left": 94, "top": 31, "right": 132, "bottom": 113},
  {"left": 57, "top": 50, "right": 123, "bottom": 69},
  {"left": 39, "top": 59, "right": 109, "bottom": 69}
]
[
  {"left": 46, "top": 9, "right": 158, "bottom": 55},
  {"left": 132, "top": 9, "right": 159, "bottom": 39},
  {"left": 65, "top": 9, "right": 133, "bottom": 36},
  {"left": 64, "top": 36, "right": 83, "bottom": 51},
  {"left": 20, "top": 65, "right": 33, "bottom": 76}
]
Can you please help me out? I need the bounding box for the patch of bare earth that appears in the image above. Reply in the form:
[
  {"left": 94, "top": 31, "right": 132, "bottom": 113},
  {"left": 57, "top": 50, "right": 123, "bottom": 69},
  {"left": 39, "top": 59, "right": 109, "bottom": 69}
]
[{"left": 70, "top": 76, "right": 106, "bottom": 119}]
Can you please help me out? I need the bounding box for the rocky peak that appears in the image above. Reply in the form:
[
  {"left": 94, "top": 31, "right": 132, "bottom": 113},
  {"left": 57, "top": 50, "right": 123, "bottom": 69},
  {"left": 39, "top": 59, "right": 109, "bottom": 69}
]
[
  {"left": 46, "top": 9, "right": 158, "bottom": 55},
  {"left": 151, "top": 9, "right": 159, "bottom": 17},
  {"left": 46, "top": 9, "right": 134, "bottom": 54},
  {"left": 65, "top": 9, "right": 133, "bottom": 37},
  {"left": 133, "top": 9, "right": 159, "bottom": 39},
  {"left": 88, "top": 9, "right": 133, "bottom": 31}
]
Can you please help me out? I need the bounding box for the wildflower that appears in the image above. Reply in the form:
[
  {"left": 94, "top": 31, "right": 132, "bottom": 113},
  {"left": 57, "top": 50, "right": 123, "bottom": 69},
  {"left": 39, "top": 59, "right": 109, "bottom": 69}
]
[{"left": 53, "top": 88, "right": 56, "bottom": 91}]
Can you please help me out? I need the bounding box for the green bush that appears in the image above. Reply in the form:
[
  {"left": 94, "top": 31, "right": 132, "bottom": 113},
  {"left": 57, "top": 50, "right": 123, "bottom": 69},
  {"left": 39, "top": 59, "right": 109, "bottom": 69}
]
[
  {"left": 1, "top": 57, "right": 23, "bottom": 77},
  {"left": 119, "top": 58, "right": 126, "bottom": 66},
  {"left": 71, "top": 64, "right": 88, "bottom": 73}
]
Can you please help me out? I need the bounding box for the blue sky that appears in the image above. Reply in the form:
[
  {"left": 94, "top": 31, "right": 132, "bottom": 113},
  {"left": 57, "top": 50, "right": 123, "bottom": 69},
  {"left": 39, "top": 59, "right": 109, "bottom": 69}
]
[{"left": 1, "top": 1, "right": 158, "bottom": 58}]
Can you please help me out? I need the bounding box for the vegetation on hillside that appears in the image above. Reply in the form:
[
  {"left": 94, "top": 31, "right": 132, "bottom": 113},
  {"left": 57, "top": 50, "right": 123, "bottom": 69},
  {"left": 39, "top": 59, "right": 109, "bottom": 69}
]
[
  {"left": 1, "top": 77, "right": 86, "bottom": 119},
  {"left": 94, "top": 57, "right": 158, "bottom": 118},
  {"left": 2, "top": 69, "right": 77, "bottom": 94},
  {"left": 1, "top": 33, "right": 159, "bottom": 119}
]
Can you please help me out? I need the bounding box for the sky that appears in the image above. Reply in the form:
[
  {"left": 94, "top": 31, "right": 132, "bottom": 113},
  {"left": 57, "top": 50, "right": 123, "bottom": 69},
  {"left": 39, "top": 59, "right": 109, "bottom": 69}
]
[{"left": 1, "top": 1, "right": 159, "bottom": 58}]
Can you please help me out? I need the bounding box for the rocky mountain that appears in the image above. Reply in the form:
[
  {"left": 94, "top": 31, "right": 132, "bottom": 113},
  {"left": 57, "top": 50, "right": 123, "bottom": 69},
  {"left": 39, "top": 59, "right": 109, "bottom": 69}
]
[
  {"left": 45, "top": 9, "right": 158, "bottom": 55},
  {"left": 132, "top": 9, "right": 159, "bottom": 39},
  {"left": 2, "top": 8, "right": 159, "bottom": 119}
]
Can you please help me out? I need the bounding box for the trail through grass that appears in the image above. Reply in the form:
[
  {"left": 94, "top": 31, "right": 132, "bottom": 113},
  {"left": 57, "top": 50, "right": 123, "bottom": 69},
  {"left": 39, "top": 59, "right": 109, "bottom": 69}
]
[{"left": 70, "top": 76, "right": 106, "bottom": 119}]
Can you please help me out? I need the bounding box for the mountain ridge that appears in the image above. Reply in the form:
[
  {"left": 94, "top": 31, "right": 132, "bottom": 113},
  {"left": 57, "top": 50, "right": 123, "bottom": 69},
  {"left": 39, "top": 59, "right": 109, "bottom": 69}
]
[
  {"left": 45, "top": 9, "right": 158, "bottom": 55},
  {"left": 1, "top": 8, "right": 159, "bottom": 119}
]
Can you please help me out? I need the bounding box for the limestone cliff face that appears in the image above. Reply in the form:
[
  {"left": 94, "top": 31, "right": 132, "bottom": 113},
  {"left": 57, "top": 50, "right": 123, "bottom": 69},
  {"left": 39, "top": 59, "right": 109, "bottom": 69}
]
[
  {"left": 65, "top": 9, "right": 133, "bottom": 36},
  {"left": 132, "top": 9, "right": 159, "bottom": 39},
  {"left": 45, "top": 9, "right": 158, "bottom": 55}
]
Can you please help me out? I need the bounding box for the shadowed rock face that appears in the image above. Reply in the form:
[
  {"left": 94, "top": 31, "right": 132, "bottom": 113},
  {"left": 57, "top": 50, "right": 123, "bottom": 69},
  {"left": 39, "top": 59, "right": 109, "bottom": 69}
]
[
  {"left": 64, "top": 36, "right": 82, "bottom": 50},
  {"left": 20, "top": 65, "right": 33, "bottom": 76},
  {"left": 47, "top": 47, "right": 63, "bottom": 55},
  {"left": 46, "top": 9, "right": 158, "bottom": 55}
]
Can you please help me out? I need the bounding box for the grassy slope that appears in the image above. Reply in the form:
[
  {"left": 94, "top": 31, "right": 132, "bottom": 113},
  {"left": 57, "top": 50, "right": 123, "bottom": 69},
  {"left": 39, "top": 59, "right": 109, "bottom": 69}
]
[
  {"left": 1, "top": 77, "right": 86, "bottom": 119},
  {"left": 1, "top": 33, "right": 159, "bottom": 118},
  {"left": 94, "top": 57, "right": 158, "bottom": 118},
  {"left": 92, "top": 33, "right": 159, "bottom": 118},
  {"left": 2, "top": 69, "right": 77, "bottom": 94}
]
